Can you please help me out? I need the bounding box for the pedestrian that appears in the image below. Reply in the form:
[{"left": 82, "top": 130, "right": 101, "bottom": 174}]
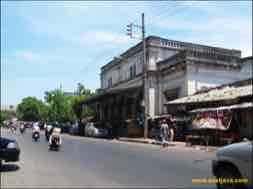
[
  {"left": 169, "top": 126, "right": 174, "bottom": 142},
  {"left": 160, "top": 119, "right": 169, "bottom": 147},
  {"left": 115, "top": 120, "right": 119, "bottom": 139},
  {"left": 106, "top": 122, "right": 113, "bottom": 139}
]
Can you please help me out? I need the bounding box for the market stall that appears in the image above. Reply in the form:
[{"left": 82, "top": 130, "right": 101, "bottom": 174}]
[{"left": 187, "top": 102, "right": 253, "bottom": 146}]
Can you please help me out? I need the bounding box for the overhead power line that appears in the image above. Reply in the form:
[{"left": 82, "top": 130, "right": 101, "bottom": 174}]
[{"left": 146, "top": 5, "right": 190, "bottom": 27}]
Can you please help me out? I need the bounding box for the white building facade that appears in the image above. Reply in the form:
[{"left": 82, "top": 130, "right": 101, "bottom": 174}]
[{"left": 84, "top": 36, "right": 252, "bottom": 137}]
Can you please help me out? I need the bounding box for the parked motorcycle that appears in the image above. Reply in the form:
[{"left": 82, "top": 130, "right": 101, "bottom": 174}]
[{"left": 32, "top": 131, "right": 40, "bottom": 142}]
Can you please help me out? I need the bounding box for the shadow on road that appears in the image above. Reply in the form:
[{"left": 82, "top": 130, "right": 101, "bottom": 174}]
[
  {"left": 193, "top": 158, "right": 214, "bottom": 164},
  {"left": 0, "top": 164, "right": 20, "bottom": 172}
]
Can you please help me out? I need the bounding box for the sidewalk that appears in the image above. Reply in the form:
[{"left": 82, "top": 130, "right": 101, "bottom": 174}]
[
  {"left": 118, "top": 137, "right": 155, "bottom": 144},
  {"left": 66, "top": 133, "right": 219, "bottom": 152},
  {"left": 118, "top": 137, "right": 219, "bottom": 152},
  {"left": 118, "top": 137, "right": 187, "bottom": 147}
]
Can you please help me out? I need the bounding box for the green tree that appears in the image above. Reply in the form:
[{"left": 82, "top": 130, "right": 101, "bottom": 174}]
[
  {"left": 72, "top": 95, "right": 85, "bottom": 122},
  {"left": 72, "top": 84, "right": 96, "bottom": 122},
  {"left": 38, "top": 101, "right": 49, "bottom": 122},
  {"left": 45, "top": 89, "right": 64, "bottom": 122},
  {"left": 0, "top": 110, "right": 16, "bottom": 126},
  {"left": 76, "top": 82, "right": 93, "bottom": 96},
  {"left": 62, "top": 95, "right": 76, "bottom": 123},
  {"left": 45, "top": 89, "right": 75, "bottom": 123},
  {"left": 17, "top": 97, "right": 48, "bottom": 122}
]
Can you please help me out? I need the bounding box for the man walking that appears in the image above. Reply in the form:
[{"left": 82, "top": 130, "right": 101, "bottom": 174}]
[{"left": 160, "top": 119, "right": 169, "bottom": 147}]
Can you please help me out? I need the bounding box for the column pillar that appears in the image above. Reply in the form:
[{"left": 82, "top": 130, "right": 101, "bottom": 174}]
[{"left": 122, "top": 96, "right": 127, "bottom": 120}]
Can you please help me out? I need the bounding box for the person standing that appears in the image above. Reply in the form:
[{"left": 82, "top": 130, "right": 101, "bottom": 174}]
[
  {"left": 160, "top": 119, "right": 169, "bottom": 147},
  {"left": 169, "top": 126, "right": 174, "bottom": 142}
]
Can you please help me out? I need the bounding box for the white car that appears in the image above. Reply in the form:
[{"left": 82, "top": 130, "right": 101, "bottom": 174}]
[
  {"left": 85, "top": 122, "right": 108, "bottom": 138},
  {"left": 212, "top": 141, "right": 252, "bottom": 189}
]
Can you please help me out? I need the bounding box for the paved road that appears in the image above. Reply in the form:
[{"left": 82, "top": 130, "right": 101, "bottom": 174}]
[{"left": 1, "top": 128, "right": 217, "bottom": 188}]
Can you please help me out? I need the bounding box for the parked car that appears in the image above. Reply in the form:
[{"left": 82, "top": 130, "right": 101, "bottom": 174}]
[
  {"left": 58, "top": 122, "right": 70, "bottom": 133},
  {"left": 85, "top": 122, "right": 108, "bottom": 138},
  {"left": 24, "top": 121, "right": 33, "bottom": 128},
  {"left": 212, "top": 140, "right": 252, "bottom": 189},
  {"left": 0, "top": 137, "right": 20, "bottom": 166},
  {"left": 149, "top": 127, "right": 161, "bottom": 140},
  {"left": 69, "top": 125, "right": 79, "bottom": 135}
]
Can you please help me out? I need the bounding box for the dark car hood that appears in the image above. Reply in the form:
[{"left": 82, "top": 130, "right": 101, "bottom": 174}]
[
  {"left": 0, "top": 137, "right": 16, "bottom": 148},
  {"left": 98, "top": 128, "right": 107, "bottom": 131}
]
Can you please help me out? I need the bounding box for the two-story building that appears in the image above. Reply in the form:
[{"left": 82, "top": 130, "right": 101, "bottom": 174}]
[{"left": 81, "top": 36, "right": 252, "bottom": 137}]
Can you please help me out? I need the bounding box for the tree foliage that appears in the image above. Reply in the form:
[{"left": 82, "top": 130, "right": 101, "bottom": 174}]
[
  {"left": 44, "top": 89, "right": 75, "bottom": 123},
  {"left": 16, "top": 83, "right": 96, "bottom": 124},
  {"left": 0, "top": 110, "right": 16, "bottom": 125},
  {"left": 76, "top": 83, "right": 93, "bottom": 96},
  {"left": 16, "top": 97, "right": 48, "bottom": 122},
  {"left": 72, "top": 83, "right": 96, "bottom": 122}
]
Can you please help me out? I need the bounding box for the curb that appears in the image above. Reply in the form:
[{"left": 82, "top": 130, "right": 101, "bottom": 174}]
[
  {"left": 118, "top": 138, "right": 153, "bottom": 144},
  {"left": 66, "top": 134, "right": 219, "bottom": 152},
  {"left": 118, "top": 138, "right": 219, "bottom": 152}
]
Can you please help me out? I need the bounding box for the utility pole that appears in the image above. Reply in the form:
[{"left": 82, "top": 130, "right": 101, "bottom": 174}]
[
  {"left": 142, "top": 13, "right": 148, "bottom": 139},
  {"left": 126, "top": 13, "right": 149, "bottom": 139}
]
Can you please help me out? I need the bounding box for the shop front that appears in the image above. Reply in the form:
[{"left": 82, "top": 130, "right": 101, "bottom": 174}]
[
  {"left": 80, "top": 86, "right": 145, "bottom": 138},
  {"left": 187, "top": 102, "right": 253, "bottom": 146}
]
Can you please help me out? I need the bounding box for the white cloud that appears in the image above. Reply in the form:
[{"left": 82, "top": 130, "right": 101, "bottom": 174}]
[
  {"left": 80, "top": 31, "right": 130, "bottom": 45},
  {"left": 177, "top": 1, "right": 211, "bottom": 8},
  {"left": 18, "top": 51, "right": 34, "bottom": 61},
  {"left": 15, "top": 50, "right": 91, "bottom": 65},
  {"left": 155, "top": 16, "right": 251, "bottom": 33},
  {"left": 16, "top": 51, "right": 45, "bottom": 64},
  {"left": 13, "top": 2, "right": 253, "bottom": 57},
  {"left": 155, "top": 16, "right": 252, "bottom": 57}
]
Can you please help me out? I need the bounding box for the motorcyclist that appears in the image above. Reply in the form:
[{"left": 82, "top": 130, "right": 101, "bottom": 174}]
[
  {"left": 45, "top": 123, "right": 53, "bottom": 141},
  {"left": 49, "top": 127, "right": 62, "bottom": 149},
  {"left": 32, "top": 122, "right": 40, "bottom": 133},
  {"left": 32, "top": 122, "right": 40, "bottom": 139}
]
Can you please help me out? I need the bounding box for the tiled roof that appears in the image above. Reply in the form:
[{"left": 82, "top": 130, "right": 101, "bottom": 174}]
[
  {"left": 190, "top": 102, "right": 253, "bottom": 113},
  {"left": 166, "top": 85, "right": 252, "bottom": 105}
]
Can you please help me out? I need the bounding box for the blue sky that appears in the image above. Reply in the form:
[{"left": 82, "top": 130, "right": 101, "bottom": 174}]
[{"left": 1, "top": 1, "right": 252, "bottom": 106}]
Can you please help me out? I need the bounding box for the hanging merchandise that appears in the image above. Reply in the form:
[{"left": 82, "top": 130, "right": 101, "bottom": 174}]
[{"left": 191, "top": 109, "right": 232, "bottom": 130}]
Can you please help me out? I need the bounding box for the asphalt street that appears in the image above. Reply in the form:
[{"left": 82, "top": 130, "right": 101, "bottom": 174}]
[{"left": 1, "top": 128, "right": 217, "bottom": 188}]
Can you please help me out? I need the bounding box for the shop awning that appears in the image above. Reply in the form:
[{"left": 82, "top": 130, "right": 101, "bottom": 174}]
[
  {"left": 165, "top": 85, "right": 252, "bottom": 105},
  {"left": 81, "top": 86, "right": 142, "bottom": 105},
  {"left": 189, "top": 102, "right": 253, "bottom": 113}
]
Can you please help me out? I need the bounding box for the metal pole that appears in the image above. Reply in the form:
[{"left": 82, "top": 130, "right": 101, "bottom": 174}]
[{"left": 142, "top": 13, "right": 148, "bottom": 139}]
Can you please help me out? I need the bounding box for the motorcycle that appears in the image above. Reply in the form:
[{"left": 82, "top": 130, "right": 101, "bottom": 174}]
[
  {"left": 49, "top": 135, "right": 61, "bottom": 151},
  {"left": 45, "top": 125, "right": 53, "bottom": 141},
  {"left": 45, "top": 130, "right": 50, "bottom": 141},
  {"left": 32, "top": 131, "right": 40, "bottom": 142}
]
